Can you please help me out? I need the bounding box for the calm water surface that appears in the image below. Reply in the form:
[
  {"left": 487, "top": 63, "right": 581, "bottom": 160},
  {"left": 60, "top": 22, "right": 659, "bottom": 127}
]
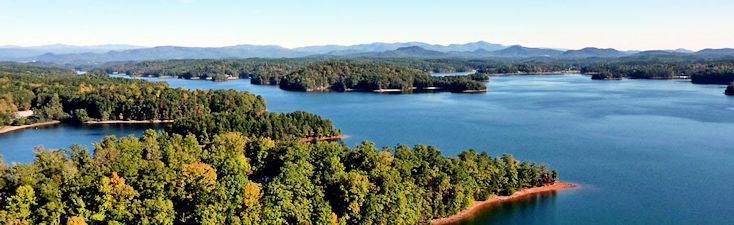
[{"left": 2, "top": 74, "right": 733, "bottom": 224}]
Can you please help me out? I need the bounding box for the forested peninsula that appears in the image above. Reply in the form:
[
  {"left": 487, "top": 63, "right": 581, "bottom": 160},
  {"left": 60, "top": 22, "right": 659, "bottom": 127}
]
[
  {"left": 0, "top": 67, "right": 563, "bottom": 225},
  {"left": 579, "top": 61, "right": 734, "bottom": 83},
  {"left": 0, "top": 71, "right": 260, "bottom": 128}
]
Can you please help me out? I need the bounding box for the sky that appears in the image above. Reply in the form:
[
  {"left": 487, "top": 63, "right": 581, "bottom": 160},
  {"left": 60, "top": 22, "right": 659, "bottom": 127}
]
[{"left": 0, "top": 0, "right": 733, "bottom": 51}]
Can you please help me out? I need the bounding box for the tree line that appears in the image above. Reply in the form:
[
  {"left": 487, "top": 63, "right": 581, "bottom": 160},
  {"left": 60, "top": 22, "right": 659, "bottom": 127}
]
[
  {"left": 0, "top": 72, "right": 267, "bottom": 127},
  {"left": 166, "top": 111, "right": 341, "bottom": 143},
  {"left": 277, "top": 62, "right": 486, "bottom": 92},
  {"left": 96, "top": 58, "right": 488, "bottom": 80},
  {"left": 0, "top": 130, "right": 558, "bottom": 224},
  {"left": 0, "top": 62, "right": 77, "bottom": 76},
  {"left": 476, "top": 62, "right": 574, "bottom": 74},
  {"left": 579, "top": 61, "right": 734, "bottom": 84}
]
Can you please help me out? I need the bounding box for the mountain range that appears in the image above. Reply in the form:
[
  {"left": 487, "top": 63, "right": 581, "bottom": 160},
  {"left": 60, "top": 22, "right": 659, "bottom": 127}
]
[{"left": 1, "top": 41, "right": 732, "bottom": 65}]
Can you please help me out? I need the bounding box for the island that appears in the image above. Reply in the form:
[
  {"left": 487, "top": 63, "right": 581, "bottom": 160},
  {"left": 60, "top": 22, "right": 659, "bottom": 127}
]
[
  {"left": 726, "top": 82, "right": 734, "bottom": 95},
  {"left": 278, "top": 62, "right": 487, "bottom": 93}
]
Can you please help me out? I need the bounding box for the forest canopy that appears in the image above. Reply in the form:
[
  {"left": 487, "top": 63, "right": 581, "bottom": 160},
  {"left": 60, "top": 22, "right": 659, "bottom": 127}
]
[
  {"left": 0, "top": 72, "right": 266, "bottom": 127},
  {"left": 0, "top": 66, "right": 561, "bottom": 225},
  {"left": 0, "top": 130, "right": 558, "bottom": 225},
  {"left": 278, "top": 62, "right": 487, "bottom": 93},
  {"left": 166, "top": 111, "right": 341, "bottom": 143}
]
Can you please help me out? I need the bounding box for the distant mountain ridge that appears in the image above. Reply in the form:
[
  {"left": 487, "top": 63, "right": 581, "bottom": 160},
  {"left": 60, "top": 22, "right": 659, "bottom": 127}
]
[
  {"left": 351, "top": 46, "right": 450, "bottom": 58},
  {"left": 1, "top": 41, "right": 733, "bottom": 64},
  {"left": 0, "top": 44, "right": 144, "bottom": 59},
  {"left": 561, "top": 47, "right": 629, "bottom": 58},
  {"left": 489, "top": 45, "right": 564, "bottom": 57},
  {"left": 294, "top": 41, "right": 505, "bottom": 55},
  {"left": 33, "top": 45, "right": 314, "bottom": 64}
]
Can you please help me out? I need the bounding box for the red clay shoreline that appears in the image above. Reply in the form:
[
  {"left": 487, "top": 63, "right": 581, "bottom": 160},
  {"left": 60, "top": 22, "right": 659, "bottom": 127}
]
[
  {"left": 0, "top": 121, "right": 61, "bottom": 135},
  {"left": 431, "top": 181, "right": 576, "bottom": 225}
]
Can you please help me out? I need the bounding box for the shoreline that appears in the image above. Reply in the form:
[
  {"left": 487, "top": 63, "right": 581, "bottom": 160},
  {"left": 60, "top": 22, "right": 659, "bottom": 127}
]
[
  {"left": 461, "top": 89, "right": 488, "bottom": 93},
  {"left": 83, "top": 120, "right": 174, "bottom": 124},
  {"left": 116, "top": 74, "right": 487, "bottom": 94},
  {"left": 300, "top": 134, "right": 350, "bottom": 142},
  {"left": 486, "top": 71, "right": 578, "bottom": 76},
  {"left": 431, "top": 181, "right": 576, "bottom": 225},
  {"left": 0, "top": 121, "right": 61, "bottom": 135}
]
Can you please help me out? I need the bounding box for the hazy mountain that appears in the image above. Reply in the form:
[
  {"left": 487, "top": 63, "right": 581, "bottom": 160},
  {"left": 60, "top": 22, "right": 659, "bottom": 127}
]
[
  {"left": 561, "top": 47, "right": 629, "bottom": 58},
  {"left": 489, "top": 45, "right": 564, "bottom": 57},
  {"left": 295, "top": 42, "right": 425, "bottom": 54},
  {"left": 4, "top": 41, "right": 733, "bottom": 64},
  {"left": 35, "top": 45, "right": 314, "bottom": 64},
  {"left": 350, "top": 44, "right": 568, "bottom": 58},
  {"left": 0, "top": 44, "right": 144, "bottom": 59},
  {"left": 352, "top": 46, "right": 450, "bottom": 58},
  {"left": 415, "top": 41, "right": 505, "bottom": 52},
  {"left": 447, "top": 48, "right": 494, "bottom": 57},
  {"left": 696, "top": 48, "right": 734, "bottom": 56},
  {"left": 615, "top": 48, "right": 734, "bottom": 62},
  {"left": 666, "top": 48, "right": 694, "bottom": 53},
  {"left": 295, "top": 41, "right": 505, "bottom": 55}
]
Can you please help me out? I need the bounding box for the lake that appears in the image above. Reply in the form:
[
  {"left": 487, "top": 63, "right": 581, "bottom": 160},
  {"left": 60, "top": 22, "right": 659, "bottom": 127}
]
[{"left": 2, "top": 74, "right": 733, "bottom": 224}]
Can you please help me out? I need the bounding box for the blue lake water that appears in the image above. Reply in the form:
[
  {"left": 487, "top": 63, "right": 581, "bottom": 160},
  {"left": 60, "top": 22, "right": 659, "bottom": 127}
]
[{"left": 2, "top": 74, "right": 733, "bottom": 224}]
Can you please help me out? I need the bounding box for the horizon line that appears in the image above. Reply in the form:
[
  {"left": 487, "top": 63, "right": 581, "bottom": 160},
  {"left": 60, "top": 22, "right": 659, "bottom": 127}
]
[{"left": 1, "top": 41, "right": 729, "bottom": 52}]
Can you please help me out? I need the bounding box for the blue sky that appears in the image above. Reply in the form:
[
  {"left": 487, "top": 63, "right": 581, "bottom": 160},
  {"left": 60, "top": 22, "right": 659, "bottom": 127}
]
[{"left": 1, "top": 0, "right": 732, "bottom": 50}]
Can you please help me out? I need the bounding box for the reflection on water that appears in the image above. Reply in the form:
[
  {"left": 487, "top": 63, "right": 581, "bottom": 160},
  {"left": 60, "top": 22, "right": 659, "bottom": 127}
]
[
  {"left": 0, "top": 123, "right": 164, "bottom": 163},
  {"left": 455, "top": 192, "right": 558, "bottom": 225}
]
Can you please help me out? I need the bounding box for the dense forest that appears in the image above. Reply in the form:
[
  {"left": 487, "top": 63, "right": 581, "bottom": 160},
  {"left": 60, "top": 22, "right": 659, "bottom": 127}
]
[
  {"left": 97, "top": 58, "right": 575, "bottom": 80},
  {"left": 167, "top": 111, "right": 341, "bottom": 143},
  {"left": 97, "top": 56, "right": 734, "bottom": 86},
  {"left": 98, "top": 58, "right": 324, "bottom": 82},
  {"left": 0, "top": 130, "right": 558, "bottom": 224},
  {"left": 581, "top": 63, "right": 678, "bottom": 80},
  {"left": 96, "top": 56, "right": 734, "bottom": 86},
  {"left": 96, "top": 58, "right": 483, "bottom": 79},
  {"left": 0, "top": 72, "right": 266, "bottom": 127},
  {"left": 0, "top": 64, "right": 562, "bottom": 224},
  {"left": 579, "top": 61, "right": 734, "bottom": 84},
  {"left": 0, "top": 62, "right": 77, "bottom": 76},
  {"left": 98, "top": 59, "right": 490, "bottom": 92},
  {"left": 475, "top": 62, "right": 574, "bottom": 74},
  {"left": 689, "top": 65, "right": 734, "bottom": 84},
  {"left": 278, "top": 62, "right": 486, "bottom": 93}
]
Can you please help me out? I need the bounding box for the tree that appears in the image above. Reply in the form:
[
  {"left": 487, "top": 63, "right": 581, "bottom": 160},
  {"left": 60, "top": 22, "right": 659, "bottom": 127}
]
[
  {"left": 2, "top": 185, "right": 37, "bottom": 224},
  {"left": 66, "top": 216, "right": 88, "bottom": 225},
  {"left": 91, "top": 172, "right": 138, "bottom": 223},
  {"left": 240, "top": 181, "right": 262, "bottom": 225},
  {"left": 72, "top": 108, "right": 90, "bottom": 123}
]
